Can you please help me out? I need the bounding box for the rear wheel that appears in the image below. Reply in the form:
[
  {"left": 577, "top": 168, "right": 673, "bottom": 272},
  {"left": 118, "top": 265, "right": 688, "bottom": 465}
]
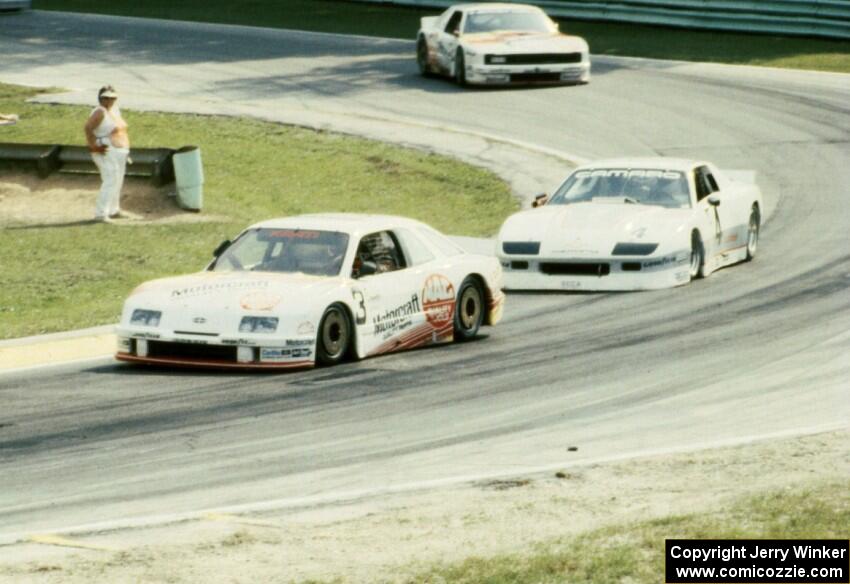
[
  {"left": 689, "top": 231, "right": 705, "bottom": 280},
  {"left": 745, "top": 206, "right": 760, "bottom": 261},
  {"left": 316, "top": 303, "right": 352, "bottom": 366},
  {"left": 417, "top": 38, "right": 431, "bottom": 76},
  {"left": 454, "top": 49, "right": 467, "bottom": 86},
  {"left": 454, "top": 277, "right": 484, "bottom": 341}
]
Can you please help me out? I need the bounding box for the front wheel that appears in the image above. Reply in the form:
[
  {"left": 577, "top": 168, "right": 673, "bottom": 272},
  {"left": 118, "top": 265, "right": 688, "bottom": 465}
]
[
  {"left": 417, "top": 38, "right": 431, "bottom": 77},
  {"left": 745, "top": 207, "right": 760, "bottom": 261},
  {"left": 316, "top": 303, "right": 352, "bottom": 366},
  {"left": 454, "top": 277, "right": 484, "bottom": 341},
  {"left": 454, "top": 49, "right": 467, "bottom": 86},
  {"left": 689, "top": 231, "right": 705, "bottom": 281}
]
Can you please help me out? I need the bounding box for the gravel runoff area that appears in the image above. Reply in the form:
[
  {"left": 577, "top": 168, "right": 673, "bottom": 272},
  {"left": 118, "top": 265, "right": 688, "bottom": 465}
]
[{"left": 1, "top": 429, "right": 847, "bottom": 583}]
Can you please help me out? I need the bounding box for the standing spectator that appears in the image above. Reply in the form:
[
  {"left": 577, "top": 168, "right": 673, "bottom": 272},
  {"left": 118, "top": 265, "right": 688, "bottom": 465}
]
[{"left": 84, "top": 85, "right": 130, "bottom": 222}]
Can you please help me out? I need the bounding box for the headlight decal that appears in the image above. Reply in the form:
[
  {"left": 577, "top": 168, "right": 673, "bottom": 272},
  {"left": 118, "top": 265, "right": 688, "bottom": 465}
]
[
  {"left": 612, "top": 243, "right": 659, "bottom": 256},
  {"left": 130, "top": 309, "right": 162, "bottom": 327},
  {"left": 502, "top": 241, "right": 541, "bottom": 255},
  {"left": 239, "top": 316, "right": 279, "bottom": 333}
]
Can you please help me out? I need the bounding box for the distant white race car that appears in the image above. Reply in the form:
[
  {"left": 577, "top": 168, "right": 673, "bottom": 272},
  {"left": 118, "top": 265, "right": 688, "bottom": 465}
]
[
  {"left": 497, "top": 158, "right": 764, "bottom": 291},
  {"left": 117, "top": 214, "right": 504, "bottom": 369},
  {"left": 416, "top": 3, "right": 590, "bottom": 86}
]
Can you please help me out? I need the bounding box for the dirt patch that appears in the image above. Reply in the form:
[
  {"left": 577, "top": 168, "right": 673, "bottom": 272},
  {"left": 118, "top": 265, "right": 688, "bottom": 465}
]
[
  {"left": 0, "top": 430, "right": 846, "bottom": 584},
  {"left": 0, "top": 173, "right": 223, "bottom": 227}
]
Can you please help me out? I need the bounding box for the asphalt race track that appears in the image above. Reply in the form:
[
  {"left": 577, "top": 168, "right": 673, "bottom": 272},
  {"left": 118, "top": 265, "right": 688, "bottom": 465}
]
[{"left": 0, "top": 11, "right": 848, "bottom": 542}]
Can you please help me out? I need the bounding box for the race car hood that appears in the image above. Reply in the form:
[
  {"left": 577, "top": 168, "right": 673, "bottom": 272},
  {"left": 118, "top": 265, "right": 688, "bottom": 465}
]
[
  {"left": 462, "top": 32, "right": 587, "bottom": 54},
  {"left": 499, "top": 203, "right": 691, "bottom": 256},
  {"left": 123, "top": 271, "right": 343, "bottom": 331}
]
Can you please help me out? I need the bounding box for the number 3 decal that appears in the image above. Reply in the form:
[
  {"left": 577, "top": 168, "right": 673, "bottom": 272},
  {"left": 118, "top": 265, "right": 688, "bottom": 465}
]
[{"left": 352, "top": 289, "right": 367, "bottom": 325}]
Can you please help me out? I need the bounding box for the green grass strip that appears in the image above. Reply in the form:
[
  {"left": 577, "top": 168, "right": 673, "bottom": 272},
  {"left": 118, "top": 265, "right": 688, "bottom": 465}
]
[
  {"left": 0, "top": 83, "right": 515, "bottom": 338},
  {"left": 33, "top": 0, "right": 850, "bottom": 73},
  {"left": 408, "top": 480, "right": 850, "bottom": 584}
]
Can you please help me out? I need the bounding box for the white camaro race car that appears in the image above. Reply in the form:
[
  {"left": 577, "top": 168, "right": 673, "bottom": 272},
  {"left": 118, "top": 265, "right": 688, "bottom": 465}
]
[
  {"left": 416, "top": 3, "right": 590, "bottom": 86},
  {"left": 116, "top": 214, "right": 504, "bottom": 369},
  {"left": 497, "top": 158, "right": 764, "bottom": 291}
]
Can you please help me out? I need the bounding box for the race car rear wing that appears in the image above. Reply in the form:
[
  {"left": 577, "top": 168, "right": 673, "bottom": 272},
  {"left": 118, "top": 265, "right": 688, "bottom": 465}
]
[{"left": 723, "top": 170, "right": 758, "bottom": 185}]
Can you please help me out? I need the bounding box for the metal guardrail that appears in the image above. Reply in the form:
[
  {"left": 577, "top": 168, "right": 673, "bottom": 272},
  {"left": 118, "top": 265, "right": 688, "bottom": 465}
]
[
  {"left": 0, "top": 143, "right": 176, "bottom": 185},
  {"left": 349, "top": 0, "right": 850, "bottom": 39}
]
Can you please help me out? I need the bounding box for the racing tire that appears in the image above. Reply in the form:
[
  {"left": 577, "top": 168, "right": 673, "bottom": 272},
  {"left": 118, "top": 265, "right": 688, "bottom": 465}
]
[
  {"left": 417, "top": 38, "right": 432, "bottom": 77},
  {"left": 454, "top": 49, "right": 467, "bottom": 86},
  {"left": 316, "top": 303, "right": 352, "bottom": 366},
  {"left": 454, "top": 277, "right": 484, "bottom": 341},
  {"left": 689, "top": 231, "right": 705, "bottom": 280},
  {"left": 745, "top": 206, "right": 760, "bottom": 261}
]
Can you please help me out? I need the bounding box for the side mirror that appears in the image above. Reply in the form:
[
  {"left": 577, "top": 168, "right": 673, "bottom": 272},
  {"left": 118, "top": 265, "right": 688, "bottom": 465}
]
[
  {"left": 212, "top": 239, "right": 231, "bottom": 257},
  {"left": 357, "top": 260, "right": 378, "bottom": 278},
  {"left": 532, "top": 193, "right": 549, "bottom": 208},
  {"left": 451, "top": 28, "right": 460, "bottom": 37},
  {"left": 707, "top": 194, "right": 721, "bottom": 207}
]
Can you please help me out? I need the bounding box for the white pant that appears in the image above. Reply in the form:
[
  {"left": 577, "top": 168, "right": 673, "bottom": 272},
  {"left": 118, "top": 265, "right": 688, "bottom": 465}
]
[{"left": 92, "top": 147, "right": 129, "bottom": 218}]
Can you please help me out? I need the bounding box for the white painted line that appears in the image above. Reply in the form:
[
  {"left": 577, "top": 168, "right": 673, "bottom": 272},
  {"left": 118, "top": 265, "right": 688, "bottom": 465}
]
[
  {"left": 202, "top": 513, "right": 281, "bottom": 529},
  {"left": 28, "top": 534, "right": 115, "bottom": 552},
  {"left": 0, "top": 354, "right": 114, "bottom": 378}
]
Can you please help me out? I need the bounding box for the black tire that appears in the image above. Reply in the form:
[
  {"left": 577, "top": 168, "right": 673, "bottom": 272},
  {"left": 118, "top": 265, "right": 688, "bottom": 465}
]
[
  {"left": 454, "top": 48, "right": 466, "bottom": 86},
  {"left": 454, "top": 277, "right": 485, "bottom": 341},
  {"left": 689, "top": 231, "right": 705, "bottom": 280},
  {"left": 316, "top": 303, "right": 352, "bottom": 366},
  {"left": 745, "top": 206, "right": 760, "bottom": 261},
  {"left": 417, "top": 37, "right": 431, "bottom": 77}
]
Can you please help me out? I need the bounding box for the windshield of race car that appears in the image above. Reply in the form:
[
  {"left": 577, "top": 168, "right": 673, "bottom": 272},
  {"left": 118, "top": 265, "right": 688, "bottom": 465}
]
[
  {"left": 549, "top": 169, "right": 692, "bottom": 208},
  {"left": 211, "top": 229, "right": 350, "bottom": 276},
  {"left": 463, "top": 10, "right": 555, "bottom": 34}
]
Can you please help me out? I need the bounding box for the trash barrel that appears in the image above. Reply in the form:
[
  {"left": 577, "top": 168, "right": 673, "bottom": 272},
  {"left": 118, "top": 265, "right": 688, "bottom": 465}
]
[{"left": 172, "top": 146, "right": 204, "bottom": 211}]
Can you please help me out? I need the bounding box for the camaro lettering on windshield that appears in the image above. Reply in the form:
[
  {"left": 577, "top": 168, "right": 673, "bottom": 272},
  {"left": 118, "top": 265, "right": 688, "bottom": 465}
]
[
  {"left": 574, "top": 169, "right": 682, "bottom": 180},
  {"left": 268, "top": 230, "right": 321, "bottom": 239}
]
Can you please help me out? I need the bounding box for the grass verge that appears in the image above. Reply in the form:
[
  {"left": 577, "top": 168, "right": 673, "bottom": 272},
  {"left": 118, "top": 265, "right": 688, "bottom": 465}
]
[
  {"left": 33, "top": 0, "right": 850, "bottom": 73},
  {"left": 409, "top": 480, "right": 850, "bottom": 584},
  {"left": 0, "top": 83, "right": 515, "bottom": 339}
]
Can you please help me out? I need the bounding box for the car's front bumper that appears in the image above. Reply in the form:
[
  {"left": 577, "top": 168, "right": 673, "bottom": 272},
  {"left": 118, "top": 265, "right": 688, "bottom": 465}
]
[
  {"left": 465, "top": 63, "right": 590, "bottom": 85},
  {"left": 115, "top": 328, "right": 316, "bottom": 370},
  {"left": 500, "top": 251, "right": 691, "bottom": 291}
]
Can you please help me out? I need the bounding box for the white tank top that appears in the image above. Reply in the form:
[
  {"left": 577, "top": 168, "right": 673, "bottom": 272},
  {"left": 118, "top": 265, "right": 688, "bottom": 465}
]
[{"left": 91, "top": 105, "right": 122, "bottom": 139}]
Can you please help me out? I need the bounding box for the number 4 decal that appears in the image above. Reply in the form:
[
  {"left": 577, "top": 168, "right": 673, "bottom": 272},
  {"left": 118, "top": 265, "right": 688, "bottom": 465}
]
[{"left": 352, "top": 289, "right": 367, "bottom": 325}]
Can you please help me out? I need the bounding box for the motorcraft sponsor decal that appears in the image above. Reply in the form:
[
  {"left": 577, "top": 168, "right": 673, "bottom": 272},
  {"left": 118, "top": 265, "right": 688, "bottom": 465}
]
[
  {"left": 171, "top": 280, "right": 269, "bottom": 299},
  {"left": 423, "top": 275, "right": 455, "bottom": 326},
  {"left": 240, "top": 291, "right": 282, "bottom": 311},
  {"left": 373, "top": 294, "right": 420, "bottom": 340}
]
